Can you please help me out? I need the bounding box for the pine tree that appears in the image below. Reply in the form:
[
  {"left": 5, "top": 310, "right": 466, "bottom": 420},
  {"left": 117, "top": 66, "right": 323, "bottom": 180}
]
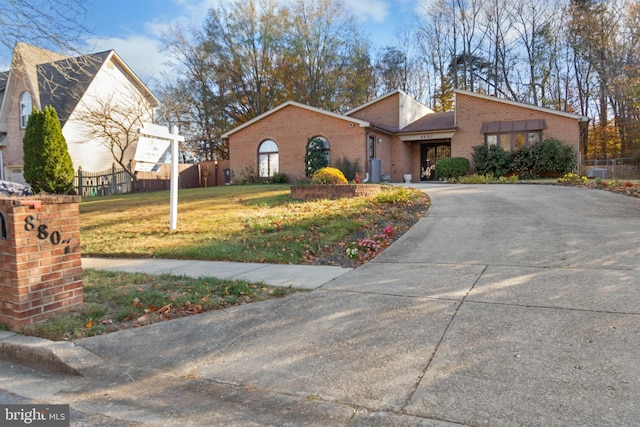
[{"left": 23, "top": 106, "right": 75, "bottom": 194}]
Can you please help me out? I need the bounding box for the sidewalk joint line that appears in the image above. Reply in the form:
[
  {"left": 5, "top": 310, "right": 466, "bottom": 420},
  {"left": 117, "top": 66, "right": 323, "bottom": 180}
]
[{"left": 400, "top": 264, "right": 489, "bottom": 413}]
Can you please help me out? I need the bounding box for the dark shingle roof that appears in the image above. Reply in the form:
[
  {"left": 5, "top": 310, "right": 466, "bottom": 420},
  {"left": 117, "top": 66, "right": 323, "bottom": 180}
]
[
  {"left": 36, "top": 51, "right": 111, "bottom": 125},
  {"left": 0, "top": 71, "right": 9, "bottom": 91},
  {"left": 400, "top": 111, "right": 455, "bottom": 133}
]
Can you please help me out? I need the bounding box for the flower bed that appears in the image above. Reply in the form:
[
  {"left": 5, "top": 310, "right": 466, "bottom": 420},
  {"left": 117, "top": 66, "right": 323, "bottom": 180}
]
[{"left": 290, "top": 184, "right": 381, "bottom": 201}]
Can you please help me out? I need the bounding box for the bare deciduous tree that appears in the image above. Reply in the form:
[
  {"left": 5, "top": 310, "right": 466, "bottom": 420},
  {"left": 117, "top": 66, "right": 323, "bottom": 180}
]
[
  {"left": 1, "top": 0, "right": 91, "bottom": 61},
  {"left": 75, "top": 91, "right": 156, "bottom": 182}
]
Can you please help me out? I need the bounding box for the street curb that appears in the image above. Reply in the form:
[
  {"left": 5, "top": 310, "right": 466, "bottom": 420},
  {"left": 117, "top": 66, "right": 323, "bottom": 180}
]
[{"left": 0, "top": 330, "right": 102, "bottom": 376}]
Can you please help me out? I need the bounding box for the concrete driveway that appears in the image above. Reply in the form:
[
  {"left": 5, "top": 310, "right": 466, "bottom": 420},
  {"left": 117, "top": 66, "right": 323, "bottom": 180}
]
[{"left": 1, "top": 184, "right": 639, "bottom": 426}]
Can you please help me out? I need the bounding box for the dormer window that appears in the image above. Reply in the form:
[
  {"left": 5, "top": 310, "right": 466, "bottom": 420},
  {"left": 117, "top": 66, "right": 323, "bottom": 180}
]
[{"left": 20, "top": 92, "right": 32, "bottom": 128}]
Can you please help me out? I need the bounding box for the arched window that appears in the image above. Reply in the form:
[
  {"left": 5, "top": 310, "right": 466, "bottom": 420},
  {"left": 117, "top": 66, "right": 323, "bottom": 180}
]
[
  {"left": 20, "top": 92, "right": 32, "bottom": 128},
  {"left": 258, "top": 140, "right": 279, "bottom": 178},
  {"left": 308, "top": 136, "right": 330, "bottom": 163},
  {"left": 305, "top": 136, "right": 330, "bottom": 176}
]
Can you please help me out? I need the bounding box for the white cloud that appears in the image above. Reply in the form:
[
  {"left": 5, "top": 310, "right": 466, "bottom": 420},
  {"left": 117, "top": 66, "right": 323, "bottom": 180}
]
[
  {"left": 346, "top": 0, "right": 390, "bottom": 23},
  {"left": 86, "top": 35, "right": 168, "bottom": 83}
]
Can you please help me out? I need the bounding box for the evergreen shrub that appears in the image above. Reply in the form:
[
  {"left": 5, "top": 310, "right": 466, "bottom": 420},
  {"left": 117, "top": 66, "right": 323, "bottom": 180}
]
[
  {"left": 23, "top": 106, "right": 74, "bottom": 194},
  {"left": 472, "top": 144, "right": 511, "bottom": 177},
  {"left": 271, "top": 172, "right": 289, "bottom": 184},
  {"left": 333, "top": 156, "right": 362, "bottom": 182},
  {"left": 304, "top": 137, "right": 329, "bottom": 177},
  {"left": 529, "top": 138, "right": 576, "bottom": 176},
  {"left": 435, "top": 157, "right": 469, "bottom": 180}
]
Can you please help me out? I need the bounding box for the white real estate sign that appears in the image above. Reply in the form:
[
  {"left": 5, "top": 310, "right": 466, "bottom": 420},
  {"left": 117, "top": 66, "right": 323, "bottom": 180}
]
[
  {"left": 137, "top": 123, "right": 185, "bottom": 230},
  {"left": 133, "top": 162, "right": 161, "bottom": 172},
  {"left": 134, "top": 137, "right": 170, "bottom": 164}
]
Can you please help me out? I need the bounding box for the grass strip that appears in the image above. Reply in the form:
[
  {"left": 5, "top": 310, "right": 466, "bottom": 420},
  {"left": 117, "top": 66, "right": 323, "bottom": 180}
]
[{"left": 19, "top": 269, "right": 300, "bottom": 341}]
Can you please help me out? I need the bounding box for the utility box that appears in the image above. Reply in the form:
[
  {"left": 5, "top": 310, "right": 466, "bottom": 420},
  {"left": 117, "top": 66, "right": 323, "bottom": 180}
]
[
  {"left": 370, "top": 158, "right": 381, "bottom": 183},
  {"left": 0, "top": 195, "right": 83, "bottom": 329}
]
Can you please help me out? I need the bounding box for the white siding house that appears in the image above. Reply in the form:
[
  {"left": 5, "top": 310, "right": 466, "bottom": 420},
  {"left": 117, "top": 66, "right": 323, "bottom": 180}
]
[{"left": 0, "top": 43, "right": 160, "bottom": 183}]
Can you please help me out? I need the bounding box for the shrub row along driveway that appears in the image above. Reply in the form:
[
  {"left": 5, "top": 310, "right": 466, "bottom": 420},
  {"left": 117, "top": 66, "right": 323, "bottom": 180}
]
[{"left": 2, "top": 184, "right": 639, "bottom": 426}]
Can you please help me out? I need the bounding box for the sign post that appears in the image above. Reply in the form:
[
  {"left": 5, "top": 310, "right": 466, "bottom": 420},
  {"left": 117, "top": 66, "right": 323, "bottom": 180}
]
[{"left": 137, "top": 123, "right": 185, "bottom": 230}]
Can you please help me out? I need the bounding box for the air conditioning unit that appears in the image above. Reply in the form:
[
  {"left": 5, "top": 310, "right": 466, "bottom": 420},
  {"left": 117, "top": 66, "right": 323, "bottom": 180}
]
[{"left": 587, "top": 168, "right": 607, "bottom": 179}]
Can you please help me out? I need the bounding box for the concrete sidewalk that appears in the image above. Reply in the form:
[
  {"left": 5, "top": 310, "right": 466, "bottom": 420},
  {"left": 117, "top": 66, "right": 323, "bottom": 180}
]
[
  {"left": 82, "top": 257, "right": 351, "bottom": 290},
  {"left": 2, "top": 183, "right": 640, "bottom": 426}
]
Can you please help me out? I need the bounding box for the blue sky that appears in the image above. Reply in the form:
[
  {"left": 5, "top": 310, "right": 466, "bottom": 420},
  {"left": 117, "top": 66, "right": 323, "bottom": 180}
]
[{"left": 81, "top": 0, "right": 425, "bottom": 82}]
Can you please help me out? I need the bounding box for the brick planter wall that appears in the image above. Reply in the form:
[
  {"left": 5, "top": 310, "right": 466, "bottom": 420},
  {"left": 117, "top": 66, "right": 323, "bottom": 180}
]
[
  {"left": 290, "top": 184, "right": 381, "bottom": 201},
  {"left": 0, "top": 195, "right": 83, "bottom": 329}
]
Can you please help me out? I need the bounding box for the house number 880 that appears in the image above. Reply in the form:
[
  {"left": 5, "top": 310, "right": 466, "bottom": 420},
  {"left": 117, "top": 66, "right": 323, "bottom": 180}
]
[{"left": 24, "top": 215, "right": 62, "bottom": 245}]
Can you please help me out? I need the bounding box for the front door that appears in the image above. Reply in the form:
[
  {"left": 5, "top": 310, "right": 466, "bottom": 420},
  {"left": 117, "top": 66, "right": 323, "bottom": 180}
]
[{"left": 420, "top": 142, "right": 451, "bottom": 181}]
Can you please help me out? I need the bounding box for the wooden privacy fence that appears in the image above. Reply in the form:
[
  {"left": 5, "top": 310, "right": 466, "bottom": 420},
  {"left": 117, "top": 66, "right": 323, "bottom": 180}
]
[{"left": 74, "top": 160, "right": 230, "bottom": 197}]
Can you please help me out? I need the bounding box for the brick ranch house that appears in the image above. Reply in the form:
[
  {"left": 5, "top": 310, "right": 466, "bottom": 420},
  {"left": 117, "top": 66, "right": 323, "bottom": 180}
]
[{"left": 222, "top": 89, "right": 589, "bottom": 183}]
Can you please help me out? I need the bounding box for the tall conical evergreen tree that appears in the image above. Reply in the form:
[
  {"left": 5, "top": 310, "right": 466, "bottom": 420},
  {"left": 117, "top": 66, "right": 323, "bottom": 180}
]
[{"left": 23, "top": 106, "right": 74, "bottom": 194}]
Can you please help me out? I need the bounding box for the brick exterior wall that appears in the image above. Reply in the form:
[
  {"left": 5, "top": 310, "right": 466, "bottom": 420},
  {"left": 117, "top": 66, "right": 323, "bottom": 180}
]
[
  {"left": 229, "top": 105, "right": 368, "bottom": 183},
  {"left": 453, "top": 92, "right": 582, "bottom": 161},
  {"left": 228, "top": 92, "right": 584, "bottom": 185},
  {"left": 349, "top": 92, "right": 424, "bottom": 183},
  {"left": 290, "top": 184, "right": 381, "bottom": 201},
  {"left": 349, "top": 93, "right": 401, "bottom": 129},
  {"left": 0, "top": 195, "right": 83, "bottom": 329},
  {"left": 3, "top": 70, "right": 29, "bottom": 174}
]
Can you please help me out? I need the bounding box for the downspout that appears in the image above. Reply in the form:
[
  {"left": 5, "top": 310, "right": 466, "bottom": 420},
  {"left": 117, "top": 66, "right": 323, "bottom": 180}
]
[{"left": 363, "top": 131, "right": 370, "bottom": 182}]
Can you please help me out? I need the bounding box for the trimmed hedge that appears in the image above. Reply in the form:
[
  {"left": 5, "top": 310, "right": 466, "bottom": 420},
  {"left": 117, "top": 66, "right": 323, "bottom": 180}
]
[
  {"left": 472, "top": 144, "right": 511, "bottom": 177},
  {"left": 435, "top": 157, "right": 470, "bottom": 180},
  {"left": 472, "top": 138, "right": 577, "bottom": 178}
]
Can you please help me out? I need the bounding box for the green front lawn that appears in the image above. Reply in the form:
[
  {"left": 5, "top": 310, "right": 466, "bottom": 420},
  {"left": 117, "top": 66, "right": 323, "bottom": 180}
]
[{"left": 80, "top": 184, "right": 430, "bottom": 266}]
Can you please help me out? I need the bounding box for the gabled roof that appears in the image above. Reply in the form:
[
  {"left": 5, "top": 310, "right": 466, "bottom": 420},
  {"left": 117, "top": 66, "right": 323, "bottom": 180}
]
[
  {"left": 347, "top": 89, "right": 434, "bottom": 131},
  {"left": 37, "top": 50, "right": 160, "bottom": 126},
  {"left": 37, "top": 51, "right": 111, "bottom": 125},
  {"left": 221, "top": 101, "right": 370, "bottom": 139},
  {"left": 454, "top": 89, "right": 589, "bottom": 122},
  {"left": 0, "top": 44, "right": 160, "bottom": 129},
  {"left": 11, "top": 43, "right": 69, "bottom": 110}
]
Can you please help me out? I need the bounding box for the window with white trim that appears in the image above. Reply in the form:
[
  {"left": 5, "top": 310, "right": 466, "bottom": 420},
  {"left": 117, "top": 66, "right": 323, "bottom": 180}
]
[
  {"left": 258, "top": 140, "right": 279, "bottom": 178},
  {"left": 20, "top": 92, "right": 32, "bottom": 128}
]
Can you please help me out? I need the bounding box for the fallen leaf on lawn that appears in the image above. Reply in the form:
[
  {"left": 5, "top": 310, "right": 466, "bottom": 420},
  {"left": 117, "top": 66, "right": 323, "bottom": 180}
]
[
  {"left": 137, "top": 314, "right": 149, "bottom": 322},
  {"left": 84, "top": 319, "right": 94, "bottom": 328},
  {"left": 144, "top": 305, "right": 158, "bottom": 313},
  {"left": 158, "top": 303, "right": 173, "bottom": 313}
]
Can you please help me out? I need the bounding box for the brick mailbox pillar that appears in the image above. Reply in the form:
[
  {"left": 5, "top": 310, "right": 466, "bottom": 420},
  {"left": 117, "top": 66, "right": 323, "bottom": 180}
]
[{"left": 0, "top": 195, "right": 83, "bottom": 329}]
